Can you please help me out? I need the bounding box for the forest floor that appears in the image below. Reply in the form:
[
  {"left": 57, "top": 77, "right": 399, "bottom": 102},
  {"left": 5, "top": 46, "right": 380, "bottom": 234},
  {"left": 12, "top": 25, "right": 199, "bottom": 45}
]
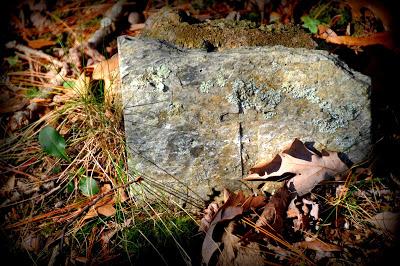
[{"left": 0, "top": 1, "right": 399, "bottom": 265}]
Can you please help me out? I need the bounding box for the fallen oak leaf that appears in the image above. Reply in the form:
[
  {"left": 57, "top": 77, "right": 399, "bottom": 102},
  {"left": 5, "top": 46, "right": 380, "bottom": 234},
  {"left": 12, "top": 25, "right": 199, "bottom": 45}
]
[
  {"left": 200, "top": 202, "right": 219, "bottom": 232},
  {"left": 201, "top": 189, "right": 269, "bottom": 264},
  {"left": 244, "top": 138, "right": 349, "bottom": 196},
  {"left": 201, "top": 191, "right": 266, "bottom": 233},
  {"left": 0, "top": 96, "right": 29, "bottom": 113},
  {"left": 90, "top": 54, "right": 120, "bottom": 107},
  {"left": 223, "top": 188, "right": 246, "bottom": 208},
  {"left": 287, "top": 197, "right": 320, "bottom": 232}
]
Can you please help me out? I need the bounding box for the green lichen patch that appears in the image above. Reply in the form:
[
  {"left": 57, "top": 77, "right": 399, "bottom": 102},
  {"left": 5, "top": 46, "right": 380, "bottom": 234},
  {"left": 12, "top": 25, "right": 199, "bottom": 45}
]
[
  {"left": 283, "top": 84, "right": 361, "bottom": 133},
  {"left": 198, "top": 72, "right": 227, "bottom": 94},
  {"left": 199, "top": 80, "right": 213, "bottom": 93},
  {"left": 133, "top": 64, "right": 171, "bottom": 91},
  {"left": 227, "top": 79, "right": 282, "bottom": 119}
]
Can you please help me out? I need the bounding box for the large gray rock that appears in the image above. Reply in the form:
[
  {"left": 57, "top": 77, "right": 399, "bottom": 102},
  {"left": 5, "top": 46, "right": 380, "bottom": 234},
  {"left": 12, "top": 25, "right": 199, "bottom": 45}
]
[{"left": 118, "top": 36, "right": 371, "bottom": 201}]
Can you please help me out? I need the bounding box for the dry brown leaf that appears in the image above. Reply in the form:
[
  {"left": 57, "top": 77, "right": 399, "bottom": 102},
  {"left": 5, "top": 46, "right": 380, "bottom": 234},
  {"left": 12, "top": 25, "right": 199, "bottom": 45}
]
[
  {"left": 255, "top": 186, "right": 290, "bottom": 231},
  {"left": 97, "top": 204, "right": 116, "bottom": 217},
  {"left": 100, "top": 228, "right": 118, "bottom": 245},
  {"left": 70, "top": 72, "right": 91, "bottom": 96},
  {"left": 101, "top": 184, "right": 112, "bottom": 193},
  {"left": 287, "top": 197, "right": 303, "bottom": 231},
  {"left": 82, "top": 207, "right": 98, "bottom": 221},
  {"left": 0, "top": 175, "right": 15, "bottom": 197},
  {"left": 202, "top": 190, "right": 244, "bottom": 265},
  {"left": 7, "top": 110, "right": 30, "bottom": 132},
  {"left": 27, "top": 39, "right": 56, "bottom": 49},
  {"left": 117, "top": 187, "right": 128, "bottom": 203},
  {"left": 216, "top": 222, "right": 266, "bottom": 266},
  {"left": 294, "top": 239, "right": 342, "bottom": 252},
  {"left": 30, "top": 12, "right": 51, "bottom": 31},
  {"left": 245, "top": 138, "right": 349, "bottom": 196},
  {"left": 287, "top": 197, "right": 319, "bottom": 231},
  {"left": 0, "top": 96, "right": 29, "bottom": 114},
  {"left": 21, "top": 233, "right": 41, "bottom": 253},
  {"left": 200, "top": 202, "right": 220, "bottom": 232},
  {"left": 241, "top": 195, "right": 266, "bottom": 211},
  {"left": 91, "top": 54, "right": 120, "bottom": 106}
]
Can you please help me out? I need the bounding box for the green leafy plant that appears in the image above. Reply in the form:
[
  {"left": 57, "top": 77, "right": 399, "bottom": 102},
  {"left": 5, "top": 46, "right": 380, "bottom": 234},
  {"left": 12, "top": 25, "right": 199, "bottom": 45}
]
[
  {"left": 38, "top": 126, "right": 70, "bottom": 161},
  {"left": 25, "top": 87, "right": 49, "bottom": 99},
  {"left": 6, "top": 55, "right": 20, "bottom": 67},
  {"left": 66, "top": 179, "right": 74, "bottom": 193},
  {"left": 78, "top": 176, "right": 99, "bottom": 197},
  {"left": 301, "top": 15, "right": 320, "bottom": 34},
  {"left": 62, "top": 81, "right": 75, "bottom": 89}
]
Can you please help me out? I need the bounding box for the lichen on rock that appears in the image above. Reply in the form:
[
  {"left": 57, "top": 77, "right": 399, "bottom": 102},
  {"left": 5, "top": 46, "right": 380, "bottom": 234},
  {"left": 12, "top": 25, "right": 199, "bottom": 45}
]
[
  {"left": 131, "top": 64, "right": 171, "bottom": 92},
  {"left": 227, "top": 79, "right": 282, "bottom": 119},
  {"left": 283, "top": 84, "right": 361, "bottom": 133},
  {"left": 118, "top": 36, "right": 371, "bottom": 201}
]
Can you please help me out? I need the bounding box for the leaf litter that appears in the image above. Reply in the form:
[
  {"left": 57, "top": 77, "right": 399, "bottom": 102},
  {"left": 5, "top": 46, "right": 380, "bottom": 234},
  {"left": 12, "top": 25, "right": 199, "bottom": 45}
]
[{"left": 200, "top": 139, "right": 400, "bottom": 265}]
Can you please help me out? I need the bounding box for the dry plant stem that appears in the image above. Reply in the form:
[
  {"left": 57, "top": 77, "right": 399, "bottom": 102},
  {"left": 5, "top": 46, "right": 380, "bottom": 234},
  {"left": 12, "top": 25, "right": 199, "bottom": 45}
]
[{"left": 6, "top": 41, "right": 64, "bottom": 68}]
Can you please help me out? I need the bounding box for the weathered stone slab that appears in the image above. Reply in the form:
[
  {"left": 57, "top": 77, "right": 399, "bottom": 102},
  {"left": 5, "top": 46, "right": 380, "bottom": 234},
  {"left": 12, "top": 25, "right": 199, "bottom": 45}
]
[{"left": 118, "top": 36, "right": 371, "bottom": 200}]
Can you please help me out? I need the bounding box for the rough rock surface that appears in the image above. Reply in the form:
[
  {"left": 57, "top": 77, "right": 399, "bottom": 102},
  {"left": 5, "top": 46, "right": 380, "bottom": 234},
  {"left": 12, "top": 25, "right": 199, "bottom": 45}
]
[{"left": 118, "top": 36, "right": 371, "bottom": 201}]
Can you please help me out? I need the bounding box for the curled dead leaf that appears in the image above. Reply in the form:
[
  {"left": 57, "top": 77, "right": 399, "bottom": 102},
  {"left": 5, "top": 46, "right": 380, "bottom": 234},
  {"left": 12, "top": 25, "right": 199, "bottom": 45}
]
[{"left": 244, "top": 139, "right": 349, "bottom": 196}]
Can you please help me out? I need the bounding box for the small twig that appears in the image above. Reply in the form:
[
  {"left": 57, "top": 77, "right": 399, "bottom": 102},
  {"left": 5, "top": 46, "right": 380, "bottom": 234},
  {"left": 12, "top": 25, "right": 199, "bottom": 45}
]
[
  {"left": 87, "top": 0, "right": 127, "bottom": 49},
  {"left": 6, "top": 41, "right": 64, "bottom": 68},
  {"left": 4, "top": 166, "right": 40, "bottom": 182}
]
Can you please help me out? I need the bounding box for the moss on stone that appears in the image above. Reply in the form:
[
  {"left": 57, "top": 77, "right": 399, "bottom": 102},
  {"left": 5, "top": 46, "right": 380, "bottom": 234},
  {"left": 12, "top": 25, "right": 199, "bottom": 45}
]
[{"left": 140, "top": 7, "right": 316, "bottom": 50}]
